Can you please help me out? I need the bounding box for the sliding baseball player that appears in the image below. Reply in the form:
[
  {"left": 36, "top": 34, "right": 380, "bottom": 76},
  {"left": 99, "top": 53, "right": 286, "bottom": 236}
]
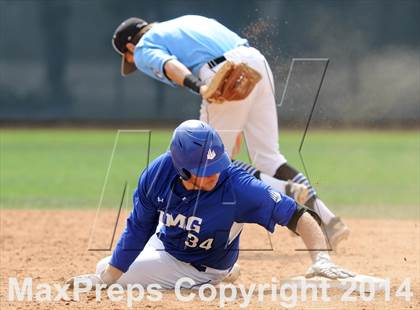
[{"left": 67, "top": 120, "right": 354, "bottom": 288}]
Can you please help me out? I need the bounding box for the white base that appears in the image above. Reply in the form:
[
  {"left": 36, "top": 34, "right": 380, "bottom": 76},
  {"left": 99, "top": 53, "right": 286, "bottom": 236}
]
[{"left": 283, "top": 274, "right": 387, "bottom": 292}]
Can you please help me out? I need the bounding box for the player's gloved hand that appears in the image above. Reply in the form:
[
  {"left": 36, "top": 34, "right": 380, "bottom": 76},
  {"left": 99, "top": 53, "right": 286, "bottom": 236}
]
[
  {"left": 306, "top": 252, "right": 356, "bottom": 279},
  {"left": 201, "top": 61, "right": 262, "bottom": 104},
  {"left": 65, "top": 273, "right": 105, "bottom": 290}
]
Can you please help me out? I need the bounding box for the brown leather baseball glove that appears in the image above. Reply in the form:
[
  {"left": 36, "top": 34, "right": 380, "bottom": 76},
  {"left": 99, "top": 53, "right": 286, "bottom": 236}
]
[{"left": 202, "top": 61, "right": 262, "bottom": 104}]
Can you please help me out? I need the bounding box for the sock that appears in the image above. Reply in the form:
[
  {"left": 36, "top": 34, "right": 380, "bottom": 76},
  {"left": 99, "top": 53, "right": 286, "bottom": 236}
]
[{"left": 312, "top": 198, "right": 335, "bottom": 225}]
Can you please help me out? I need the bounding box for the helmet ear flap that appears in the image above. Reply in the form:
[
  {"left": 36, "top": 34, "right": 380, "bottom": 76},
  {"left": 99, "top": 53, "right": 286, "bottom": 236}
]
[{"left": 180, "top": 168, "right": 192, "bottom": 180}]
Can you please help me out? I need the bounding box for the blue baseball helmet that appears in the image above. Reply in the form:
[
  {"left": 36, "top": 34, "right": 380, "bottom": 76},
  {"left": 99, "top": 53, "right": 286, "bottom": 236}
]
[{"left": 170, "top": 120, "right": 231, "bottom": 179}]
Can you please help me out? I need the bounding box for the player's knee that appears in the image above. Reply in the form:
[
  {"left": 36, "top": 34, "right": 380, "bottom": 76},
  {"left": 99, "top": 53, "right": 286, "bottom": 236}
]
[{"left": 251, "top": 154, "right": 286, "bottom": 177}]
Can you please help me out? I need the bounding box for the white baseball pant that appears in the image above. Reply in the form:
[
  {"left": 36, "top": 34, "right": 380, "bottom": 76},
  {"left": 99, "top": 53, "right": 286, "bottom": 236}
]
[
  {"left": 199, "top": 46, "right": 287, "bottom": 177},
  {"left": 96, "top": 233, "right": 229, "bottom": 289}
]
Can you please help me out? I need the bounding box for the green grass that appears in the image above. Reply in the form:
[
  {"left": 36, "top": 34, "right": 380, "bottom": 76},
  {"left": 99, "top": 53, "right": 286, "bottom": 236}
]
[{"left": 1, "top": 129, "right": 419, "bottom": 219}]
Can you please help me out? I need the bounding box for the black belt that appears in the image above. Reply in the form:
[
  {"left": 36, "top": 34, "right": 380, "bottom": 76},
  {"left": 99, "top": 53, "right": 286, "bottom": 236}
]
[
  {"left": 191, "top": 262, "right": 207, "bottom": 272},
  {"left": 207, "top": 56, "right": 226, "bottom": 69}
]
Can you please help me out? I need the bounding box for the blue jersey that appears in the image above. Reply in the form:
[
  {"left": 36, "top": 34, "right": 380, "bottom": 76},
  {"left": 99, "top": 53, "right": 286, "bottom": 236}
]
[
  {"left": 134, "top": 15, "right": 248, "bottom": 86},
  {"left": 110, "top": 153, "right": 297, "bottom": 272}
]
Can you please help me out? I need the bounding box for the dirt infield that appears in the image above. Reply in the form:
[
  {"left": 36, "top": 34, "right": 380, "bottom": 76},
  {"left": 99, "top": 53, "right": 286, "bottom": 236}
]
[{"left": 1, "top": 209, "right": 419, "bottom": 309}]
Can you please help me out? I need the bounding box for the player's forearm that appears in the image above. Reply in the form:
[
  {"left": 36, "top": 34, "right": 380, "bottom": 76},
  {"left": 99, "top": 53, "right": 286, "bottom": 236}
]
[
  {"left": 164, "top": 59, "right": 208, "bottom": 95},
  {"left": 295, "top": 212, "right": 328, "bottom": 262},
  {"left": 164, "top": 59, "right": 193, "bottom": 86}
]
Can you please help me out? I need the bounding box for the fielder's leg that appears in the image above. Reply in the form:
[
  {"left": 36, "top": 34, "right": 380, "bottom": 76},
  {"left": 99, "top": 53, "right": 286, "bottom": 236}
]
[
  {"left": 232, "top": 159, "right": 309, "bottom": 205},
  {"left": 198, "top": 52, "right": 254, "bottom": 157},
  {"left": 274, "top": 163, "right": 350, "bottom": 250},
  {"left": 232, "top": 159, "right": 349, "bottom": 250}
]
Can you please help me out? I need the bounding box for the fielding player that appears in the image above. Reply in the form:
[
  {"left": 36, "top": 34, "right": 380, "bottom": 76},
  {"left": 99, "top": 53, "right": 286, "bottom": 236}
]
[
  {"left": 111, "top": 15, "right": 349, "bottom": 249},
  {"left": 67, "top": 120, "right": 354, "bottom": 288}
]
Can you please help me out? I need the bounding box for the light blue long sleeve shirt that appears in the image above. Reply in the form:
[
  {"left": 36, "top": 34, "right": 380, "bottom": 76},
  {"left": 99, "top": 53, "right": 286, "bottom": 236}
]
[{"left": 134, "top": 15, "right": 248, "bottom": 86}]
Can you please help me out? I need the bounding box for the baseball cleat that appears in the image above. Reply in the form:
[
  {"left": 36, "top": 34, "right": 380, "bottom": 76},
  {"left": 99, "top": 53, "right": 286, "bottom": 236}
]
[
  {"left": 325, "top": 217, "right": 350, "bottom": 250},
  {"left": 223, "top": 263, "right": 240, "bottom": 283}
]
